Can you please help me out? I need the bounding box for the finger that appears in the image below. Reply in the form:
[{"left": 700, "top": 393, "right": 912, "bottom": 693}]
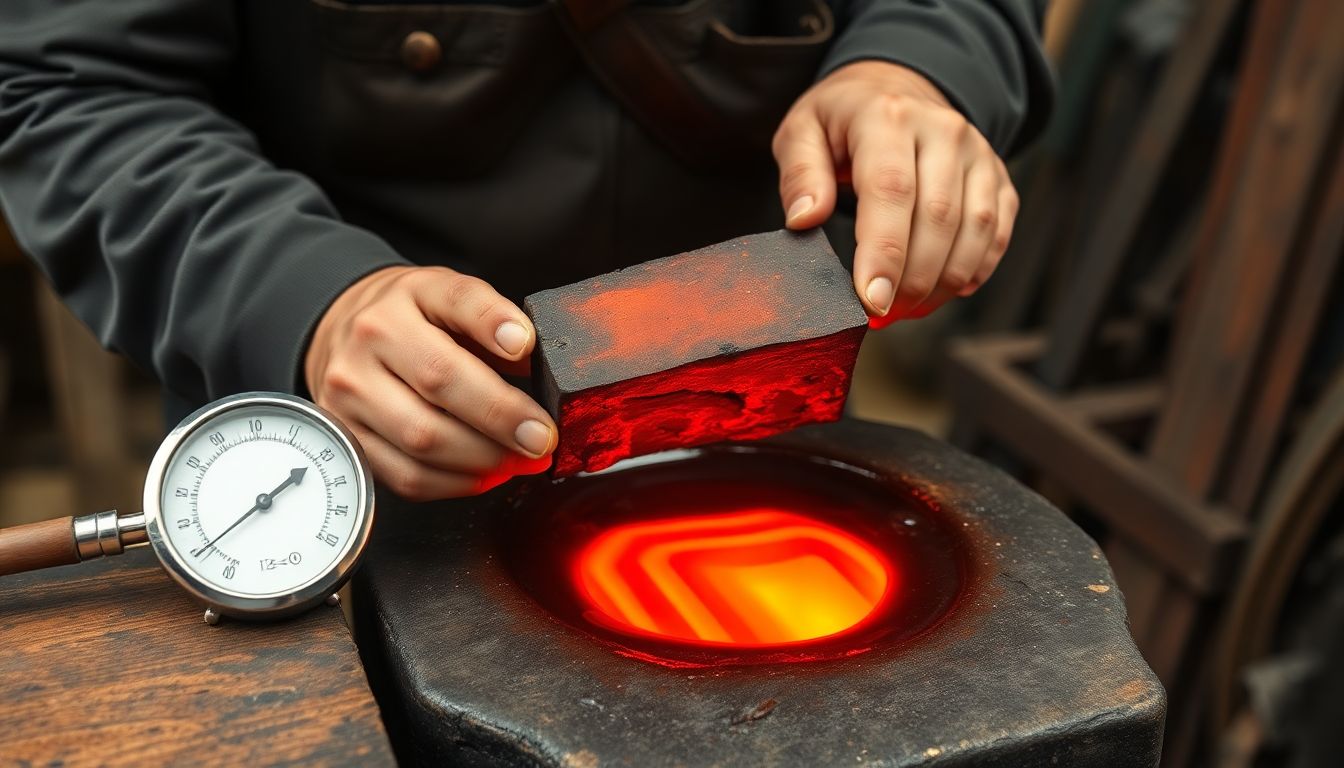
[
  {"left": 887, "top": 129, "right": 964, "bottom": 320},
  {"left": 849, "top": 109, "right": 917, "bottom": 326},
  {"left": 475, "top": 452, "right": 553, "bottom": 494},
  {"left": 386, "top": 319, "right": 557, "bottom": 459},
  {"left": 412, "top": 269, "right": 537, "bottom": 364},
  {"left": 773, "top": 107, "right": 837, "bottom": 230},
  {"left": 331, "top": 302, "right": 545, "bottom": 468},
  {"left": 908, "top": 159, "right": 1000, "bottom": 317},
  {"left": 456, "top": 334, "right": 532, "bottom": 378},
  {"left": 333, "top": 365, "right": 515, "bottom": 474},
  {"left": 962, "top": 179, "right": 1019, "bottom": 296},
  {"left": 351, "top": 422, "right": 485, "bottom": 501}
]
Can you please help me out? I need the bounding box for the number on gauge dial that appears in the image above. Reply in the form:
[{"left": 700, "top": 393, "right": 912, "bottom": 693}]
[{"left": 159, "top": 405, "right": 361, "bottom": 597}]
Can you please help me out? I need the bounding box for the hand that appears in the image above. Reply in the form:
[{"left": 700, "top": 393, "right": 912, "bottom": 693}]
[
  {"left": 773, "top": 61, "right": 1019, "bottom": 328},
  {"left": 305, "top": 266, "right": 556, "bottom": 501}
]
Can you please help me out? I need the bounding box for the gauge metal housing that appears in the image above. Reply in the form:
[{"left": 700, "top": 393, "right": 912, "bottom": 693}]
[{"left": 143, "top": 392, "right": 375, "bottom": 620}]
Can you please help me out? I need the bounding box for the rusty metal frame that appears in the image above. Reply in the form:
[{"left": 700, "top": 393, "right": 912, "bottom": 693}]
[
  {"left": 947, "top": 333, "right": 1246, "bottom": 595},
  {"left": 948, "top": 1, "right": 1344, "bottom": 765}
]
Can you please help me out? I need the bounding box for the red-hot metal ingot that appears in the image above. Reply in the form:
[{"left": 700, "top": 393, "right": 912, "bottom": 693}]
[{"left": 525, "top": 229, "right": 868, "bottom": 476}]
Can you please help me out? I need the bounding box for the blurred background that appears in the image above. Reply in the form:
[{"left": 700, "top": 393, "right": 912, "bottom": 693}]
[
  {"left": 0, "top": 225, "right": 163, "bottom": 526},
  {"left": 1, "top": 0, "right": 1341, "bottom": 766}
]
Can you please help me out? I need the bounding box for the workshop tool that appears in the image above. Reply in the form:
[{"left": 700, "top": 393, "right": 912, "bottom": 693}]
[
  {"left": 525, "top": 228, "right": 868, "bottom": 476},
  {"left": 0, "top": 393, "right": 374, "bottom": 623}
]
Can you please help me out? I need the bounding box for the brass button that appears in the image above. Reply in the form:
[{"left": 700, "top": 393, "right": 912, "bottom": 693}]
[{"left": 400, "top": 30, "right": 442, "bottom": 73}]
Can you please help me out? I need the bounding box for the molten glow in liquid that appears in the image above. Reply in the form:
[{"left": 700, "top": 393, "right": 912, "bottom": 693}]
[{"left": 575, "top": 509, "right": 894, "bottom": 646}]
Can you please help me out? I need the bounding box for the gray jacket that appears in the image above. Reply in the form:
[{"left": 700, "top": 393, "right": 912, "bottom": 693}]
[{"left": 0, "top": 0, "right": 1051, "bottom": 412}]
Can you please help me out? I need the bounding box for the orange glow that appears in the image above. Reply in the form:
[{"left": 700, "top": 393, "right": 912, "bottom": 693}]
[
  {"left": 575, "top": 510, "right": 895, "bottom": 647},
  {"left": 565, "top": 256, "right": 779, "bottom": 369}
]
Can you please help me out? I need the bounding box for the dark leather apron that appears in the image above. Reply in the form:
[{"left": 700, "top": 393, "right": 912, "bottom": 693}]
[{"left": 232, "top": 0, "right": 837, "bottom": 303}]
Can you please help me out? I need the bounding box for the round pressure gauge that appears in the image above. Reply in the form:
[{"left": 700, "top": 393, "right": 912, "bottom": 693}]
[{"left": 142, "top": 392, "right": 375, "bottom": 621}]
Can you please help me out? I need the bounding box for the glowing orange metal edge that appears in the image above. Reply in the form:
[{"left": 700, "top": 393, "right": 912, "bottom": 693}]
[{"left": 573, "top": 509, "right": 897, "bottom": 648}]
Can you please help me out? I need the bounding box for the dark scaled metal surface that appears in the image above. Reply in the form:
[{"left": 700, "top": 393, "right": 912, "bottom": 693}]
[
  {"left": 355, "top": 420, "right": 1165, "bottom": 767},
  {"left": 524, "top": 229, "right": 867, "bottom": 476}
]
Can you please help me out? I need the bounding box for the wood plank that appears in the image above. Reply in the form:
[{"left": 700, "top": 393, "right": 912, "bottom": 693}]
[
  {"left": 1037, "top": 0, "right": 1245, "bottom": 389},
  {"left": 1173, "top": 0, "right": 1300, "bottom": 362},
  {"left": 948, "top": 334, "right": 1162, "bottom": 441},
  {"left": 1224, "top": 139, "right": 1344, "bottom": 513},
  {"left": 1148, "top": 0, "right": 1344, "bottom": 496},
  {"left": 947, "top": 335, "right": 1245, "bottom": 593},
  {"left": 0, "top": 547, "right": 395, "bottom": 766},
  {"left": 1061, "top": 380, "right": 1163, "bottom": 432}
]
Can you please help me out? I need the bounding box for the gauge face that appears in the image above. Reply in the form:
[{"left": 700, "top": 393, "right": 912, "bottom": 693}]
[{"left": 151, "top": 398, "right": 369, "bottom": 605}]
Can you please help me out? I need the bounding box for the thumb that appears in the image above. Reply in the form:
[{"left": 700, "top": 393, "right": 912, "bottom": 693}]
[{"left": 773, "top": 111, "right": 837, "bottom": 230}]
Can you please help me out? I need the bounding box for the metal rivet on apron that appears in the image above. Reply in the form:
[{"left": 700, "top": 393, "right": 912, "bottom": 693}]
[
  {"left": 400, "top": 30, "right": 442, "bottom": 73},
  {"left": 798, "top": 13, "right": 823, "bottom": 34}
]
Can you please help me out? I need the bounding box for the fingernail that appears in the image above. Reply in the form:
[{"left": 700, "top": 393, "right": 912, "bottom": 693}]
[
  {"left": 494, "top": 321, "right": 529, "bottom": 357},
  {"left": 786, "top": 195, "right": 814, "bottom": 224},
  {"left": 514, "top": 419, "right": 553, "bottom": 457},
  {"left": 865, "top": 277, "right": 894, "bottom": 315}
]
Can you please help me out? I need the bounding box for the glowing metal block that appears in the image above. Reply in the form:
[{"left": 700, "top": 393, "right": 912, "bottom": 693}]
[{"left": 525, "top": 229, "right": 868, "bottom": 476}]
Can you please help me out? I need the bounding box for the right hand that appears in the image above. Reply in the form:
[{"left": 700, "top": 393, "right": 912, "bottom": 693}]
[{"left": 304, "top": 266, "right": 557, "bottom": 501}]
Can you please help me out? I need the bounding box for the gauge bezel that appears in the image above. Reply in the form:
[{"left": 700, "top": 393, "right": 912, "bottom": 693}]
[{"left": 143, "top": 392, "right": 375, "bottom": 620}]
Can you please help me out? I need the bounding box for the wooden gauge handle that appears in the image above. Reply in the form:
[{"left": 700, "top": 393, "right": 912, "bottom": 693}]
[{"left": 0, "top": 517, "right": 78, "bottom": 576}]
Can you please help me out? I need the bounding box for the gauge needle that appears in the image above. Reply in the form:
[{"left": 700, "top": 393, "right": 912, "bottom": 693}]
[{"left": 193, "top": 467, "right": 307, "bottom": 557}]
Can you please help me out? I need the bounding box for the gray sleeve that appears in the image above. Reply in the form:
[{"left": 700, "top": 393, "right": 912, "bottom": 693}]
[
  {"left": 0, "top": 0, "right": 409, "bottom": 404},
  {"left": 824, "top": 0, "right": 1054, "bottom": 155}
]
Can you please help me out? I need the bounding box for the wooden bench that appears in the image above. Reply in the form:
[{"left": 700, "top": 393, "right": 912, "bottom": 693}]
[{"left": 0, "top": 547, "right": 395, "bottom": 766}]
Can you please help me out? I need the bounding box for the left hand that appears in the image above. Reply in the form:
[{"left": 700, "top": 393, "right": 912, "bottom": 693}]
[{"left": 773, "top": 61, "right": 1019, "bottom": 328}]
